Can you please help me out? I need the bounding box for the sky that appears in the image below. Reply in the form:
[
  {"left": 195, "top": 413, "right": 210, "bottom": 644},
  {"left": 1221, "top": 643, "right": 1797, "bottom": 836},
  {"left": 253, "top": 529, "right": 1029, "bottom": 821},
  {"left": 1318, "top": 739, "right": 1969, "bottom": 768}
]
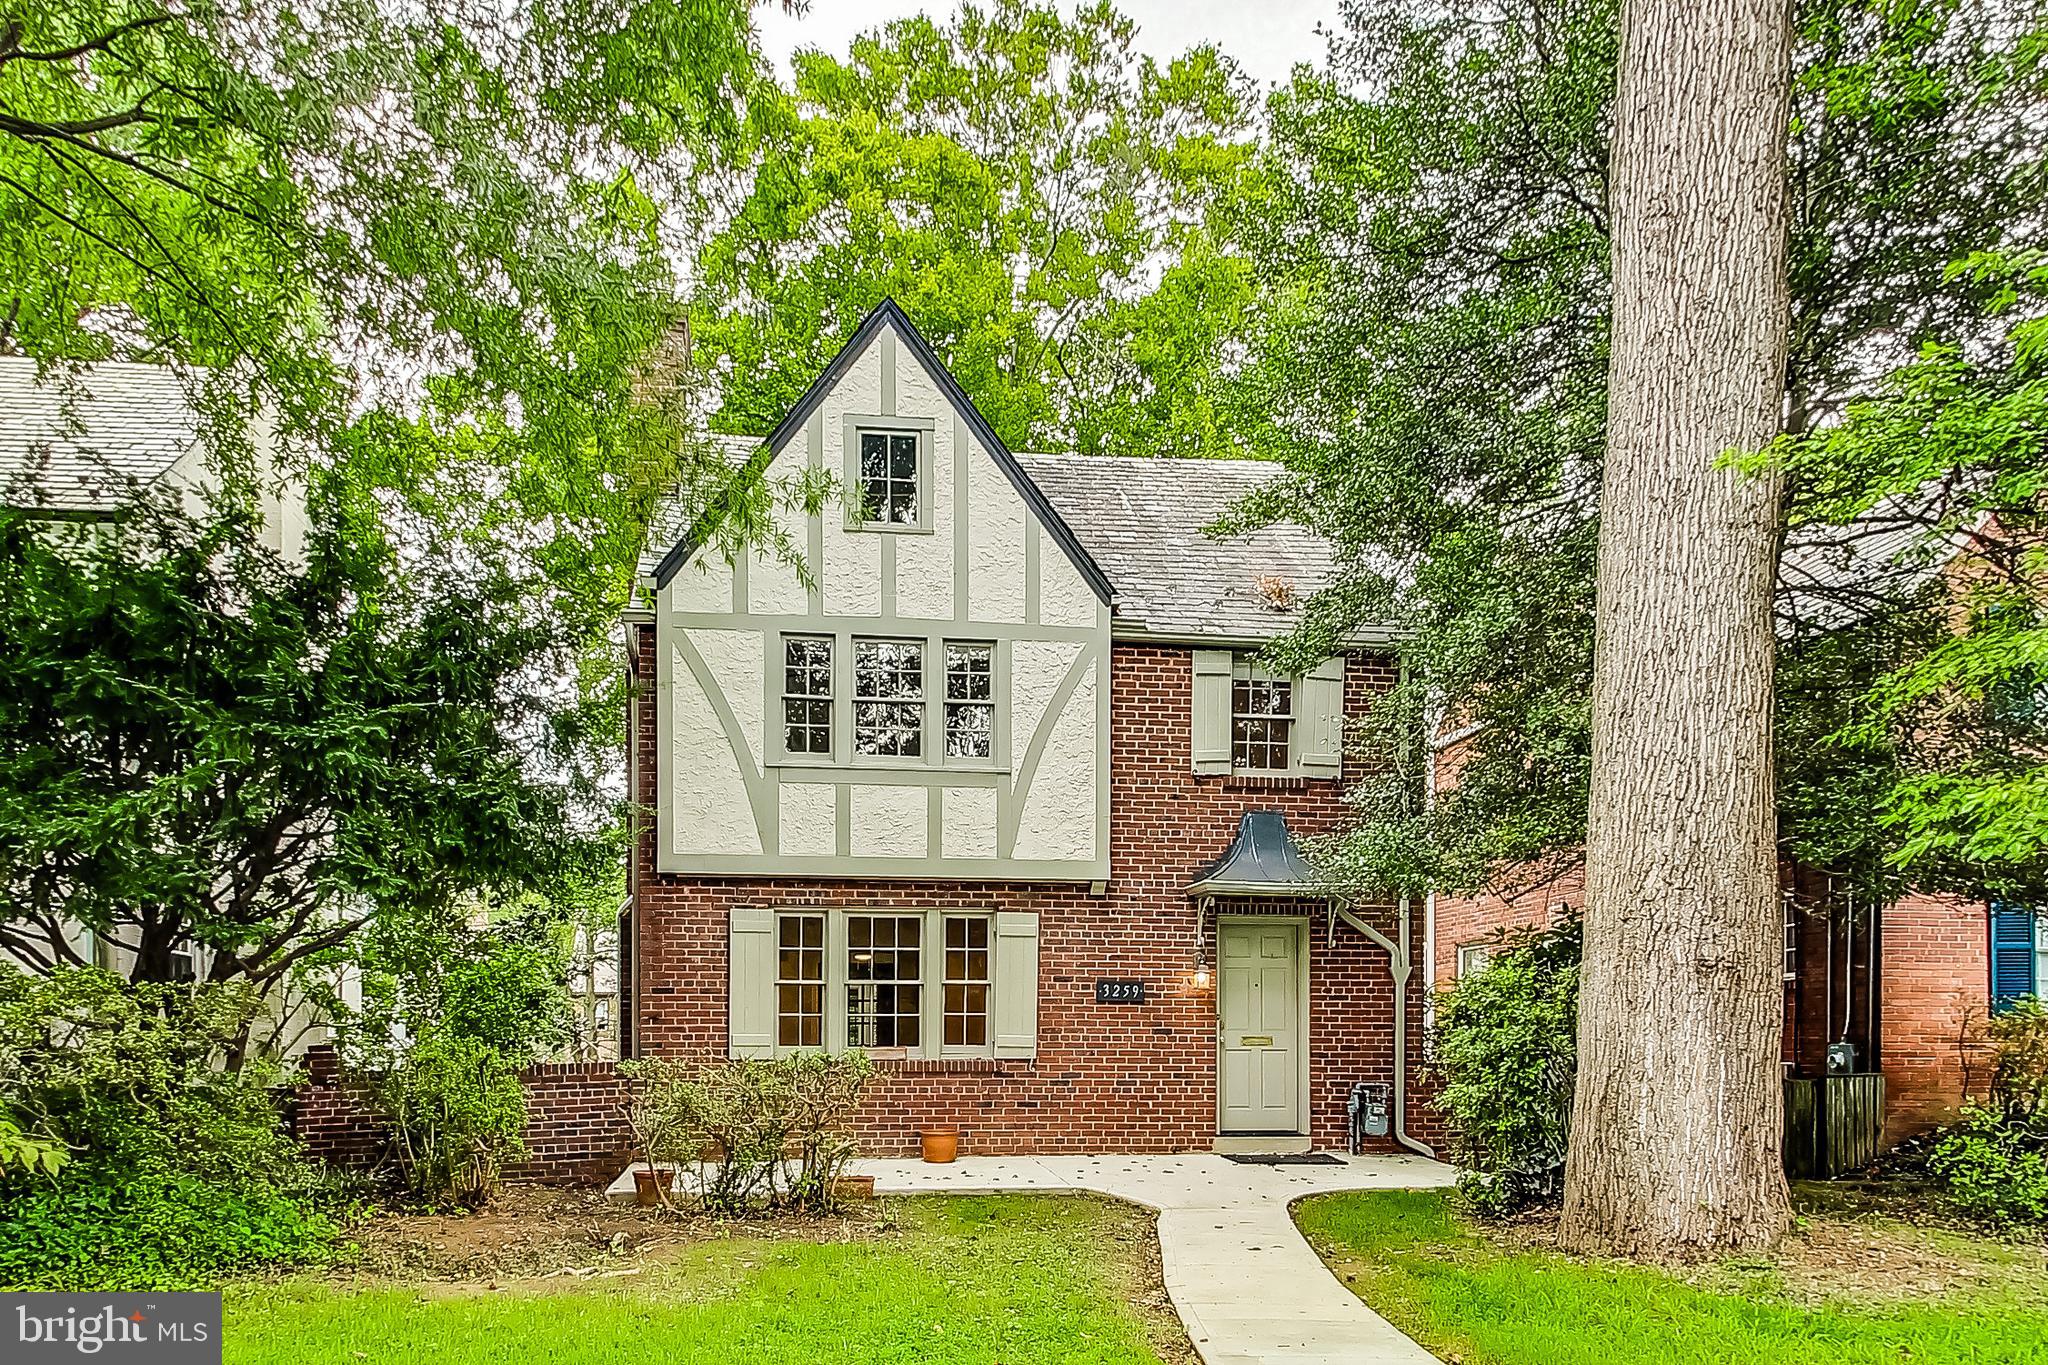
[{"left": 753, "top": 0, "right": 1346, "bottom": 88}]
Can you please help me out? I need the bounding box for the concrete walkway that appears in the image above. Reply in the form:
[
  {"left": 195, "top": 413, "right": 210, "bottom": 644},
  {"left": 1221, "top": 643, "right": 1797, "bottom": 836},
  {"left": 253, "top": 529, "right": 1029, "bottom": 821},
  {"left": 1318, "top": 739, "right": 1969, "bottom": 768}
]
[{"left": 851, "top": 1152, "right": 1457, "bottom": 1365}]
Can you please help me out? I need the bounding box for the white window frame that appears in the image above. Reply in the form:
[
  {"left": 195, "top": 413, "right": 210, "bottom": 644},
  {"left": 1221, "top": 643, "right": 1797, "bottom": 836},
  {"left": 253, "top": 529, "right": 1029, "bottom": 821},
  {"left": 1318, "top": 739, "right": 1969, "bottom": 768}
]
[
  {"left": 1231, "top": 657, "right": 1298, "bottom": 774},
  {"left": 852, "top": 637, "right": 926, "bottom": 759},
  {"left": 943, "top": 641, "right": 996, "bottom": 762},
  {"left": 1783, "top": 899, "right": 1800, "bottom": 982},
  {"left": 1456, "top": 942, "right": 1493, "bottom": 979},
  {"left": 771, "top": 908, "right": 1001, "bottom": 1059},
  {"left": 774, "top": 911, "right": 827, "bottom": 1051},
  {"left": 780, "top": 634, "right": 835, "bottom": 759},
  {"left": 846, "top": 421, "right": 935, "bottom": 532}
]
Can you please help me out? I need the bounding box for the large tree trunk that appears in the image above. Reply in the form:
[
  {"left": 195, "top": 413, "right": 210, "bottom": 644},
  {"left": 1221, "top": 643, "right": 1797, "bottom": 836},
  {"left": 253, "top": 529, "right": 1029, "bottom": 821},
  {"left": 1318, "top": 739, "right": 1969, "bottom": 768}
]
[{"left": 1560, "top": 0, "right": 1794, "bottom": 1259}]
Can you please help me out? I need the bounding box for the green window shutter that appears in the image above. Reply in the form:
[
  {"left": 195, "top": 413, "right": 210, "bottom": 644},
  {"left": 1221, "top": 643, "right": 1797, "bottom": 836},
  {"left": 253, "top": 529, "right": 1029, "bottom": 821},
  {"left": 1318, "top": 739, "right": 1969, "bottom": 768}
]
[
  {"left": 1300, "top": 656, "right": 1347, "bottom": 778},
  {"left": 1191, "top": 650, "right": 1233, "bottom": 774},
  {"left": 993, "top": 911, "right": 1039, "bottom": 1058},
  {"left": 729, "top": 907, "right": 776, "bottom": 1057}
]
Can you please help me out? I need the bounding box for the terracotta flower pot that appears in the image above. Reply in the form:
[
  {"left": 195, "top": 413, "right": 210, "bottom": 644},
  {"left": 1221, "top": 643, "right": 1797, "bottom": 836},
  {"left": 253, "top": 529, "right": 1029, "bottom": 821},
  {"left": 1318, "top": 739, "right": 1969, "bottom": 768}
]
[
  {"left": 919, "top": 1126, "right": 960, "bottom": 1164},
  {"left": 834, "top": 1174, "right": 877, "bottom": 1201},
  {"left": 633, "top": 1166, "right": 676, "bottom": 1207}
]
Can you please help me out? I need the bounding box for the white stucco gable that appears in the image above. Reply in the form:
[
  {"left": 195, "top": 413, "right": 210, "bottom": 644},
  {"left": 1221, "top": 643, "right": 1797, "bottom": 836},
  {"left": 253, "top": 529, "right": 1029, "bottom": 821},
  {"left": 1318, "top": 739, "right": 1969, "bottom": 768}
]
[{"left": 644, "top": 300, "right": 1113, "bottom": 882}]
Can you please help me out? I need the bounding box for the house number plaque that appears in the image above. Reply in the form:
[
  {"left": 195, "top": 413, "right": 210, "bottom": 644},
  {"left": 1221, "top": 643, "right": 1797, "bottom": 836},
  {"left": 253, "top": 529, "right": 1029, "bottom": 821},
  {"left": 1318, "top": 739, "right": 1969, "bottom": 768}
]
[{"left": 1095, "top": 979, "right": 1146, "bottom": 1004}]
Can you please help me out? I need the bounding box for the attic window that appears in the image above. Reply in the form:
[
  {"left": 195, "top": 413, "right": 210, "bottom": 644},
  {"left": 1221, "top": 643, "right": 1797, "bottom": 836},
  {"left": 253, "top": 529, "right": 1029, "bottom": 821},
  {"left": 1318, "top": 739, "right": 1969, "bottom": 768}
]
[{"left": 857, "top": 430, "right": 921, "bottom": 526}]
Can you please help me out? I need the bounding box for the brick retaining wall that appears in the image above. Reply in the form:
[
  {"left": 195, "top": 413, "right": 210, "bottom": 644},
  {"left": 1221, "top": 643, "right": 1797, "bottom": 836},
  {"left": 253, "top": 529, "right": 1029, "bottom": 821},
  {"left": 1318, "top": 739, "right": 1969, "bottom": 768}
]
[{"left": 290, "top": 1046, "right": 634, "bottom": 1185}]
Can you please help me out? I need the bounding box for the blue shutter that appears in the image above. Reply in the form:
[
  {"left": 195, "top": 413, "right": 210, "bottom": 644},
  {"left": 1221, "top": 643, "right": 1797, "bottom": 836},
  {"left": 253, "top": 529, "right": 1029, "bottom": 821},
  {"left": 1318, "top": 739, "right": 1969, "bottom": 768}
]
[{"left": 1991, "top": 904, "right": 2038, "bottom": 1013}]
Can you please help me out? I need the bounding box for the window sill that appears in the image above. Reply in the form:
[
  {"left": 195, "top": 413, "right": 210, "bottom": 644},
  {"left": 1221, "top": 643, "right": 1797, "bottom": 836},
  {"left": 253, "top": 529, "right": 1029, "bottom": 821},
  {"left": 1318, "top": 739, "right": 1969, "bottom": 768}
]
[
  {"left": 1205, "top": 773, "right": 1332, "bottom": 790},
  {"left": 871, "top": 1056, "right": 1031, "bottom": 1075},
  {"left": 767, "top": 759, "right": 1012, "bottom": 777},
  {"left": 844, "top": 521, "right": 936, "bottom": 536}
]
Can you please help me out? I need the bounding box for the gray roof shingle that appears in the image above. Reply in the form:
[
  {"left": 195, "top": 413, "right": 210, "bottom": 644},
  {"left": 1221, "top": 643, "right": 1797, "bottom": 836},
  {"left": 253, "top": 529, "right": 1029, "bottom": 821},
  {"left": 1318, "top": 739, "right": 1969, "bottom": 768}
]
[
  {"left": 633, "top": 434, "right": 766, "bottom": 579},
  {"left": 0, "top": 357, "right": 204, "bottom": 513},
  {"left": 641, "top": 445, "right": 1355, "bottom": 642},
  {"left": 1016, "top": 453, "right": 1350, "bottom": 641}
]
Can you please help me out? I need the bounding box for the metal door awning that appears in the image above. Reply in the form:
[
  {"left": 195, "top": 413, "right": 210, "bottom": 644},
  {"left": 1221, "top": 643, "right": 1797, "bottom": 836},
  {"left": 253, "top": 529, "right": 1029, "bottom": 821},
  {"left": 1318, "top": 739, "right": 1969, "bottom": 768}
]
[{"left": 1186, "top": 811, "right": 1318, "bottom": 897}]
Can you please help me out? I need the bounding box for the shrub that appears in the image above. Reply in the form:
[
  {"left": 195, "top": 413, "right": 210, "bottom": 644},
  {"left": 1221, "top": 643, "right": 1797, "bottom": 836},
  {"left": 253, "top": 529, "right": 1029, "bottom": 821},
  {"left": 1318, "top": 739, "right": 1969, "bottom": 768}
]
[
  {"left": 1429, "top": 916, "right": 1581, "bottom": 1214},
  {"left": 623, "top": 1052, "right": 873, "bottom": 1216},
  {"left": 369, "top": 1033, "right": 528, "bottom": 1207},
  {"left": 1928, "top": 1105, "right": 2048, "bottom": 1224},
  {"left": 1930, "top": 999, "right": 2048, "bottom": 1225},
  {"left": 0, "top": 1172, "right": 340, "bottom": 1290},
  {"left": 0, "top": 968, "right": 340, "bottom": 1287},
  {"left": 1981, "top": 997, "right": 2047, "bottom": 1125}
]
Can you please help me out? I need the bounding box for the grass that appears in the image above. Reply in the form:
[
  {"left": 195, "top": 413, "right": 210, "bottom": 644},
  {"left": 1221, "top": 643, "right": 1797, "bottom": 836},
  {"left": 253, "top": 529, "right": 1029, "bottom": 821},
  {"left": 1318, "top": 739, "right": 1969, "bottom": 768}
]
[
  {"left": 1296, "top": 1190, "right": 2048, "bottom": 1365},
  {"left": 224, "top": 1194, "right": 1185, "bottom": 1365}
]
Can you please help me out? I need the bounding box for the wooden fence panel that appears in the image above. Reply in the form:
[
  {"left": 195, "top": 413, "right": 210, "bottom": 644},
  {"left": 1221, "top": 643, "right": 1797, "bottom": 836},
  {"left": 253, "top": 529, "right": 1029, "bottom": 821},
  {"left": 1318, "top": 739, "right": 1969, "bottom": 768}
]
[{"left": 1783, "top": 1072, "right": 1884, "bottom": 1179}]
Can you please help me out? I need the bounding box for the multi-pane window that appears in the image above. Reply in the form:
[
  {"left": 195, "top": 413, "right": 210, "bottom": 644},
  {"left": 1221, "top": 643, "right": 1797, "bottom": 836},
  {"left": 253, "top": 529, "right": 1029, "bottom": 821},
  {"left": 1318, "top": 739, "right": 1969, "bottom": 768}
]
[
  {"left": 777, "top": 914, "right": 825, "bottom": 1048},
  {"left": 854, "top": 638, "right": 924, "bottom": 756},
  {"left": 782, "top": 636, "right": 833, "bottom": 757},
  {"left": 846, "top": 914, "right": 922, "bottom": 1048},
  {"left": 1231, "top": 660, "right": 1294, "bottom": 772},
  {"left": 943, "top": 916, "right": 991, "bottom": 1048},
  {"left": 857, "top": 430, "right": 921, "bottom": 526},
  {"left": 1783, "top": 898, "right": 1800, "bottom": 983},
  {"left": 945, "top": 643, "right": 994, "bottom": 759},
  {"left": 1456, "top": 942, "right": 1492, "bottom": 979}
]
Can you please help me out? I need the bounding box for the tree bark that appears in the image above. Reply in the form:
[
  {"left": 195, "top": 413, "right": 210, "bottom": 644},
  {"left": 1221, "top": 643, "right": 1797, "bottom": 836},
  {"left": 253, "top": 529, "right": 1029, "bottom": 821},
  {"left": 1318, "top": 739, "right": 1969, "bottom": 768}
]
[{"left": 1560, "top": 0, "right": 1794, "bottom": 1259}]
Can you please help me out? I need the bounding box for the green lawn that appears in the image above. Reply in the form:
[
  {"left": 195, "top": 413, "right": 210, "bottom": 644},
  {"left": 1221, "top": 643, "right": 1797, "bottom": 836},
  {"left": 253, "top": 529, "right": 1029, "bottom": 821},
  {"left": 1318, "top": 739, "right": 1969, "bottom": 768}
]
[
  {"left": 225, "top": 1195, "right": 1184, "bottom": 1365},
  {"left": 1296, "top": 1190, "right": 2048, "bottom": 1365}
]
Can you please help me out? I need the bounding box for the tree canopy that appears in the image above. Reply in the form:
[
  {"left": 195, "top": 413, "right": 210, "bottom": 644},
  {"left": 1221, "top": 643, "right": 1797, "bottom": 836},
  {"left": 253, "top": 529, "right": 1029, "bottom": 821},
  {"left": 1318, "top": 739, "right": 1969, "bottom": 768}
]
[
  {"left": 0, "top": 499, "right": 593, "bottom": 1003},
  {"left": 1240, "top": 0, "right": 2048, "bottom": 908},
  {"left": 690, "top": 0, "right": 1263, "bottom": 456}
]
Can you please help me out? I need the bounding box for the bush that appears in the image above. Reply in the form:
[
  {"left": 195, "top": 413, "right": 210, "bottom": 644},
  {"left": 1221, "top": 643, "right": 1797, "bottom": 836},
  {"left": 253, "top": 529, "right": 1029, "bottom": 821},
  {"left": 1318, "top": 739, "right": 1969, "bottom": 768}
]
[
  {"left": 0, "top": 968, "right": 341, "bottom": 1288},
  {"left": 369, "top": 1033, "right": 528, "bottom": 1207},
  {"left": 1429, "top": 916, "right": 1581, "bottom": 1214},
  {"left": 0, "top": 1172, "right": 340, "bottom": 1290},
  {"left": 1980, "top": 997, "right": 2047, "bottom": 1125},
  {"left": 623, "top": 1052, "right": 873, "bottom": 1216},
  {"left": 1928, "top": 1105, "right": 2048, "bottom": 1224},
  {"left": 1930, "top": 999, "right": 2048, "bottom": 1224}
]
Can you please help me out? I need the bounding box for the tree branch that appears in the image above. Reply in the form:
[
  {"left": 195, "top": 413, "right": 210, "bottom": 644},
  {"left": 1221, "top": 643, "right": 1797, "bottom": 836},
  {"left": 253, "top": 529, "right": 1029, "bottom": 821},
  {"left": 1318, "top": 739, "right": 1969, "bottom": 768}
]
[{"left": 0, "top": 15, "right": 175, "bottom": 67}]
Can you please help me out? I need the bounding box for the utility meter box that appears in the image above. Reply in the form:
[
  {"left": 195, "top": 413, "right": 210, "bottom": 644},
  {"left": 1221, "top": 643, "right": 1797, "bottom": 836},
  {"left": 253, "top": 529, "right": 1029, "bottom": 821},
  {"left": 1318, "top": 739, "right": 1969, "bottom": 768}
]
[
  {"left": 1348, "top": 1082, "right": 1390, "bottom": 1139},
  {"left": 1825, "top": 1041, "right": 1857, "bottom": 1075}
]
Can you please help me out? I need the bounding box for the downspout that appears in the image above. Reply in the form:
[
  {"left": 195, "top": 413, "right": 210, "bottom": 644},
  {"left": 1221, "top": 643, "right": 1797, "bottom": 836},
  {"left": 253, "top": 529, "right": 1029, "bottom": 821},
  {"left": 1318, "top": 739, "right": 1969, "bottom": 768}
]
[
  {"left": 1335, "top": 896, "right": 1436, "bottom": 1158},
  {"left": 1416, "top": 657, "right": 1438, "bottom": 1028}
]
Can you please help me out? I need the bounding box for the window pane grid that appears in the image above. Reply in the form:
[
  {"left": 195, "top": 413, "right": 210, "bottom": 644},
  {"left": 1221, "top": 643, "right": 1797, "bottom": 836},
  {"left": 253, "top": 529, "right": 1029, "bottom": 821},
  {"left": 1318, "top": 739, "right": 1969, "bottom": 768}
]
[
  {"left": 1231, "top": 665, "right": 1294, "bottom": 772},
  {"left": 943, "top": 915, "right": 991, "bottom": 1048},
  {"left": 776, "top": 913, "right": 825, "bottom": 1048},
  {"left": 782, "top": 636, "right": 833, "bottom": 757},
  {"left": 854, "top": 639, "right": 925, "bottom": 756},
  {"left": 944, "top": 642, "right": 994, "bottom": 759},
  {"left": 846, "top": 914, "right": 922, "bottom": 1048},
  {"left": 858, "top": 431, "right": 920, "bottom": 525}
]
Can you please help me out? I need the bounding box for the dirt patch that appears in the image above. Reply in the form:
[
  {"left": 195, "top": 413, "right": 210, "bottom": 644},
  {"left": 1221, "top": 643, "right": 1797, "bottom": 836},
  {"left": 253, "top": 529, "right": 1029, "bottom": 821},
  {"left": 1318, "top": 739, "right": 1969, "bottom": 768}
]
[
  {"left": 339, "top": 1183, "right": 890, "bottom": 1284},
  {"left": 1450, "top": 1185, "right": 2048, "bottom": 1306}
]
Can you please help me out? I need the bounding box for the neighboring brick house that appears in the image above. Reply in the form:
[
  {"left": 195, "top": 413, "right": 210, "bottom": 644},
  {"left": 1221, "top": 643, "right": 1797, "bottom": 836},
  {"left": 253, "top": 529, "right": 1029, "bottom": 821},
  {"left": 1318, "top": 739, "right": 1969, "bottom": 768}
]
[
  {"left": 1429, "top": 740, "right": 2043, "bottom": 1152},
  {"left": 622, "top": 300, "right": 1437, "bottom": 1157}
]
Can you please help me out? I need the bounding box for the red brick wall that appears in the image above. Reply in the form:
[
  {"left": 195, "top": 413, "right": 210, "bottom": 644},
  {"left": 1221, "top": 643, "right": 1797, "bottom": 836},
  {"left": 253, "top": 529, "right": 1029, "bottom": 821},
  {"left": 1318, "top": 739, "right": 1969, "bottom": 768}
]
[
  {"left": 1878, "top": 893, "right": 1992, "bottom": 1144},
  {"left": 1436, "top": 835, "right": 1995, "bottom": 1148},
  {"left": 631, "top": 635, "right": 1441, "bottom": 1156},
  {"left": 290, "top": 1046, "right": 634, "bottom": 1185},
  {"left": 1431, "top": 872, "right": 1583, "bottom": 987}
]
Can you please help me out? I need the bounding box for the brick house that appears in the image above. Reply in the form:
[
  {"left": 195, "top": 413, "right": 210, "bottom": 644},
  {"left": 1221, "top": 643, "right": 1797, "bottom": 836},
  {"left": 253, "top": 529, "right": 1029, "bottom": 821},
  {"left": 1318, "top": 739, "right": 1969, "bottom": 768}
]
[
  {"left": 1429, "top": 746, "right": 2045, "bottom": 1151},
  {"left": 621, "top": 300, "right": 1438, "bottom": 1157}
]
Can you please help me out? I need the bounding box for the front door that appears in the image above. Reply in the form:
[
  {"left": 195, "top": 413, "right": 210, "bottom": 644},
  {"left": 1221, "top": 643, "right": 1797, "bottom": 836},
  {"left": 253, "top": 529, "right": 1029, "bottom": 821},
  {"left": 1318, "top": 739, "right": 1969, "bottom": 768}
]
[{"left": 1217, "top": 920, "right": 1302, "bottom": 1133}]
